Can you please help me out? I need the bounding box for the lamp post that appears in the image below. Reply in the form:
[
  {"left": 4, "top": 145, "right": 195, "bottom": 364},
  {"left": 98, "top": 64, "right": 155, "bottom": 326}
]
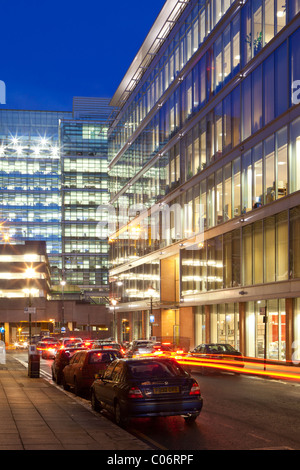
[
  {"left": 111, "top": 299, "right": 117, "bottom": 342},
  {"left": 60, "top": 280, "right": 66, "bottom": 333},
  {"left": 147, "top": 286, "right": 155, "bottom": 340},
  {"left": 25, "top": 267, "right": 36, "bottom": 344}
]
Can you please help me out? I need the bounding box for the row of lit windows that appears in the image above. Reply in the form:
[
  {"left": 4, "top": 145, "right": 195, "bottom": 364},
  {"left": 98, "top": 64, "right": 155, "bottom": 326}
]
[
  {"left": 111, "top": 26, "right": 300, "bottom": 219},
  {"left": 181, "top": 205, "right": 300, "bottom": 296},
  {"left": 109, "top": 115, "right": 300, "bottom": 268},
  {"left": 110, "top": 0, "right": 294, "bottom": 160}
]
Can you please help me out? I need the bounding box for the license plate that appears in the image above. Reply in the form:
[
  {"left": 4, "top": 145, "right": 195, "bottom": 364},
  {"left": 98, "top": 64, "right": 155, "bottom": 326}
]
[{"left": 153, "top": 386, "right": 179, "bottom": 394}]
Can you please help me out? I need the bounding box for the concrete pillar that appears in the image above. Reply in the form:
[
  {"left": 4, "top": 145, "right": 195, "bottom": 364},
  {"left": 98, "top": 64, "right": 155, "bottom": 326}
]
[{"left": 4, "top": 323, "right": 9, "bottom": 345}]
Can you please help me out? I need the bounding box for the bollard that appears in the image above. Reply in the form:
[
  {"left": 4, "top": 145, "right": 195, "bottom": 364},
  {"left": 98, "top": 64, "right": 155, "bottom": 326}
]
[{"left": 28, "top": 344, "right": 40, "bottom": 378}]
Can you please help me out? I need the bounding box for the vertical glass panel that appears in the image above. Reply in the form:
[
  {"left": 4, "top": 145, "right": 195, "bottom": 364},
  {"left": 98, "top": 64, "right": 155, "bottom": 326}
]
[
  {"left": 199, "top": 55, "right": 206, "bottom": 106},
  {"left": 289, "top": 206, "right": 300, "bottom": 279},
  {"left": 264, "top": 0, "right": 274, "bottom": 44},
  {"left": 193, "top": 63, "right": 199, "bottom": 111},
  {"left": 288, "top": 0, "right": 300, "bottom": 22},
  {"left": 253, "top": 143, "right": 263, "bottom": 208},
  {"left": 207, "top": 236, "right": 223, "bottom": 291},
  {"left": 186, "top": 131, "right": 193, "bottom": 180},
  {"left": 253, "top": 220, "right": 263, "bottom": 284},
  {"left": 193, "top": 125, "right": 200, "bottom": 174},
  {"left": 275, "top": 0, "right": 287, "bottom": 33},
  {"left": 233, "top": 157, "right": 241, "bottom": 217},
  {"left": 200, "top": 179, "right": 207, "bottom": 230},
  {"left": 200, "top": 118, "right": 207, "bottom": 170},
  {"left": 263, "top": 53, "right": 274, "bottom": 125},
  {"left": 207, "top": 173, "right": 215, "bottom": 228},
  {"left": 232, "top": 229, "right": 241, "bottom": 287},
  {"left": 264, "top": 135, "right": 275, "bottom": 204},
  {"left": 224, "top": 163, "right": 232, "bottom": 221},
  {"left": 276, "top": 126, "right": 287, "bottom": 199},
  {"left": 276, "top": 211, "right": 288, "bottom": 282},
  {"left": 242, "top": 1, "right": 252, "bottom": 66},
  {"left": 268, "top": 299, "right": 279, "bottom": 360},
  {"left": 290, "top": 118, "right": 300, "bottom": 194},
  {"left": 279, "top": 298, "right": 286, "bottom": 361},
  {"left": 223, "top": 94, "right": 232, "bottom": 153},
  {"left": 242, "top": 75, "right": 252, "bottom": 140},
  {"left": 207, "top": 111, "right": 214, "bottom": 163},
  {"left": 223, "top": 24, "right": 231, "bottom": 84},
  {"left": 275, "top": 41, "right": 288, "bottom": 117},
  {"left": 232, "top": 13, "right": 240, "bottom": 74},
  {"left": 242, "top": 225, "right": 252, "bottom": 285},
  {"left": 253, "top": 0, "right": 263, "bottom": 55},
  {"left": 264, "top": 216, "right": 276, "bottom": 283},
  {"left": 290, "top": 28, "right": 300, "bottom": 108},
  {"left": 215, "top": 35, "right": 223, "bottom": 92},
  {"left": 232, "top": 85, "right": 240, "bottom": 147},
  {"left": 215, "top": 103, "right": 223, "bottom": 158},
  {"left": 252, "top": 64, "right": 262, "bottom": 133},
  {"left": 216, "top": 168, "right": 223, "bottom": 225},
  {"left": 223, "top": 232, "right": 233, "bottom": 288}
]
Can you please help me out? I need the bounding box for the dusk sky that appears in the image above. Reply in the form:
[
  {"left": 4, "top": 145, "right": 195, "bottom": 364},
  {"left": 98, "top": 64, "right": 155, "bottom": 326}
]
[{"left": 1, "top": 0, "right": 165, "bottom": 111}]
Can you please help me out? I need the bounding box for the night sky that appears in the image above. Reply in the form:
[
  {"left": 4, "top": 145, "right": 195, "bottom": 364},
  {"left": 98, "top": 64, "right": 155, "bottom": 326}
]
[{"left": 0, "top": 0, "right": 166, "bottom": 111}]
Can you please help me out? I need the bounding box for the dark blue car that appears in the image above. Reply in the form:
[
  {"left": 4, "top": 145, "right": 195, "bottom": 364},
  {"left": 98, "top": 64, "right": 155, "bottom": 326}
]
[{"left": 90, "top": 357, "right": 203, "bottom": 426}]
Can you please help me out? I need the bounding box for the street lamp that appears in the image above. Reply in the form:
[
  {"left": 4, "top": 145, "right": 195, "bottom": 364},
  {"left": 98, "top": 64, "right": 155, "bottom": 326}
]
[
  {"left": 25, "top": 266, "right": 36, "bottom": 344},
  {"left": 147, "top": 286, "right": 155, "bottom": 340},
  {"left": 111, "top": 299, "right": 117, "bottom": 342},
  {"left": 60, "top": 280, "right": 66, "bottom": 333}
]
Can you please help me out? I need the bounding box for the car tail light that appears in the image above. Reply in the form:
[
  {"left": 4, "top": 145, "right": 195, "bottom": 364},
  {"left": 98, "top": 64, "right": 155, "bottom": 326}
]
[
  {"left": 128, "top": 386, "right": 143, "bottom": 399},
  {"left": 189, "top": 381, "right": 201, "bottom": 396}
]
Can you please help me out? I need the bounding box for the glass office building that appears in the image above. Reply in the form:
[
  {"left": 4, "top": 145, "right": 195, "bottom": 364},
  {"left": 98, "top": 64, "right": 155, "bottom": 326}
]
[
  {"left": 0, "top": 110, "right": 72, "bottom": 284},
  {"left": 108, "top": 0, "right": 300, "bottom": 362},
  {"left": 59, "top": 98, "right": 112, "bottom": 300}
]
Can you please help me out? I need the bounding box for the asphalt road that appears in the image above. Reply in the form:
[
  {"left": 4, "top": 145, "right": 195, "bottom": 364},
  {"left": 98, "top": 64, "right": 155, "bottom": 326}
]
[{"left": 13, "top": 351, "right": 300, "bottom": 450}]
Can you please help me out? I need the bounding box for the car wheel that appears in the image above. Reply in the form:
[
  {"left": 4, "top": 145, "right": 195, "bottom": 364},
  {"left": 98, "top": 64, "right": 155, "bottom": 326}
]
[
  {"left": 74, "top": 378, "right": 80, "bottom": 396},
  {"left": 62, "top": 375, "right": 70, "bottom": 391},
  {"left": 56, "top": 371, "right": 62, "bottom": 385},
  {"left": 91, "top": 390, "right": 101, "bottom": 412},
  {"left": 114, "top": 401, "right": 128, "bottom": 427},
  {"left": 184, "top": 413, "right": 199, "bottom": 424}
]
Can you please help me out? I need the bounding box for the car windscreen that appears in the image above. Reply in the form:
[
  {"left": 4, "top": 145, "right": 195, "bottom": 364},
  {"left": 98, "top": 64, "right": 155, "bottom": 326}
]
[
  {"left": 128, "top": 360, "right": 186, "bottom": 379},
  {"left": 207, "top": 344, "right": 236, "bottom": 353}
]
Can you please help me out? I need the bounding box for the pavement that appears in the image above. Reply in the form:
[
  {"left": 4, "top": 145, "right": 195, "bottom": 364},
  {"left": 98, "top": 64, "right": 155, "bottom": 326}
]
[
  {"left": 1, "top": 351, "right": 300, "bottom": 452},
  {"left": 0, "top": 352, "right": 152, "bottom": 451}
]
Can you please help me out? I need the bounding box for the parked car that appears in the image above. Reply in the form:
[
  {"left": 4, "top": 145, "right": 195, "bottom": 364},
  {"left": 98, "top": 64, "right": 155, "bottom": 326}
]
[
  {"left": 62, "top": 349, "right": 122, "bottom": 395},
  {"left": 51, "top": 347, "right": 86, "bottom": 384},
  {"left": 185, "top": 343, "right": 244, "bottom": 374},
  {"left": 90, "top": 357, "right": 203, "bottom": 426},
  {"left": 125, "top": 340, "right": 155, "bottom": 357}
]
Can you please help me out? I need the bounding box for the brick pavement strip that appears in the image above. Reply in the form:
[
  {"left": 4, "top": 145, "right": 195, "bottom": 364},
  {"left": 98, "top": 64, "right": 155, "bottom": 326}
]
[{"left": 0, "top": 354, "right": 151, "bottom": 451}]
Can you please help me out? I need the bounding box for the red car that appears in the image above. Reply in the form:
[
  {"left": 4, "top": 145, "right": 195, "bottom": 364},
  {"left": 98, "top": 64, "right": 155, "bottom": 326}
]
[{"left": 62, "top": 349, "right": 121, "bottom": 395}]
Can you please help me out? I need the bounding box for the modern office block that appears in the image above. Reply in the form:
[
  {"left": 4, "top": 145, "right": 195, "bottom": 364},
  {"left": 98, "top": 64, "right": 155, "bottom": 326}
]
[
  {"left": 0, "top": 109, "right": 72, "bottom": 284},
  {"left": 59, "top": 98, "right": 112, "bottom": 301},
  {"left": 108, "top": 0, "right": 300, "bottom": 362}
]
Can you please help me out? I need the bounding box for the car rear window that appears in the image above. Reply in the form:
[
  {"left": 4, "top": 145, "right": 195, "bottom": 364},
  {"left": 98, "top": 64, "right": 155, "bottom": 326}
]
[
  {"left": 88, "top": 351, "right": 117, "bottom": 363},
  {"left": 128, "top": 360, "right": 186, "bottom": 379}
]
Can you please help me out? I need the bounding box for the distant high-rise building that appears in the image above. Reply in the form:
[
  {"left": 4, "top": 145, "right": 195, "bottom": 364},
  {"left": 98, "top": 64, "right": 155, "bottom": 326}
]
[
  {"left": 0, "top": 109, "right": 72, "bottom": 284},
  {"left": 59, "top": 98, "right": 112, "bottom": 301}
]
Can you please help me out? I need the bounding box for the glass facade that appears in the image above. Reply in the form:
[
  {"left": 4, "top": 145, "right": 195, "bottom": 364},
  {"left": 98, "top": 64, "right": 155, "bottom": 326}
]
[
  {"left": 0, "top": 110, "right": 72, "bottom": 283},
  {"left": 60, "top": 116, "right": 110, "bottom": 294},
  {"left": 108, "top": 0, "right": 300, "bottom": 360}
]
